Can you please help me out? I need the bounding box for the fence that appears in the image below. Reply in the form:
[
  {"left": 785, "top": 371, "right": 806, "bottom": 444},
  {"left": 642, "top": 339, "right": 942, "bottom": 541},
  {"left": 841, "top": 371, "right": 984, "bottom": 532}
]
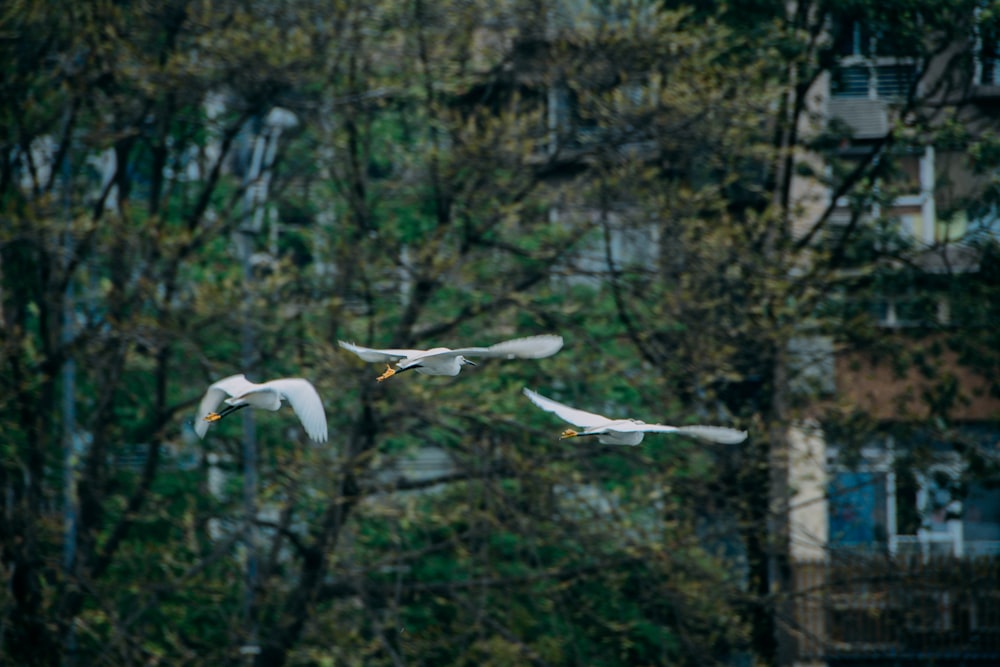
[{"left": 790, "top": 554, "right": 1000, "bottom": 661}]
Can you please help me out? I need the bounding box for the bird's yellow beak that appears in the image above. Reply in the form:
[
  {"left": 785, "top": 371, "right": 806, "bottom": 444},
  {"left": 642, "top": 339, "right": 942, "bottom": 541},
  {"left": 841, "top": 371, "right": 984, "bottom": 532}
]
[
  {"left": 376, "top": 365, "right": 396, "bottom": 383},
  {"left": 560, "top": 429, "right": 579, "bottom": 439},
  {"left": 204, "top": 412, "right": 222, "bottom": 422}
]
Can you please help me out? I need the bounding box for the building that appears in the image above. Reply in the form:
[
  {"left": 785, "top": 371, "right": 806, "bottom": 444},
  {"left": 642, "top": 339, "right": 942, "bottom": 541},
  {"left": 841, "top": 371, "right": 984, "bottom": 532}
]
[{"left": 786, "top": 6, "right": 1000, "bottom": 666}]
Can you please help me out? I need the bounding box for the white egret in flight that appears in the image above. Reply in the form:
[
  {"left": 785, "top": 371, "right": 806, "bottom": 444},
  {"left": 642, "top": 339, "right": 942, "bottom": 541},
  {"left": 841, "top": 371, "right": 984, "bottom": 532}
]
[
  {"left": 338, "top": 335, "right": 564, "bottom": 382},
  {"left": 195, "top": 374, "right": 328, "bottom": 443},
  {"left": 523, "top": 388, "right": 747, "bottom": 446}
]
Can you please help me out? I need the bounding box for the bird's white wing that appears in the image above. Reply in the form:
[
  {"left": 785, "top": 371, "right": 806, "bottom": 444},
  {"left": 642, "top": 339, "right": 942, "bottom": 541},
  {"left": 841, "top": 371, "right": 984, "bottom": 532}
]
[
  {"left": 675, "top": 425, "right": 748, "bottom": 444},
  {"left": 455, "top": 335, "right": 564, "bottom": 360},
  {"left": 630, "top": 423, "right": 748, "bottom": 444},
  {"left": 400, "top": 347, "right": 461, "bottom": 365},
  {"left": 194, "top": 374, "right": 255, "bottom": 438},
  {"left": 338, "top": 341, "right": 422, "bottom": 364},
  {"left": 522, "top": 388, "right": 611, "bottom": 428},
  {"left": 264, "top": 378, "right": 329, "bottom": 443}
]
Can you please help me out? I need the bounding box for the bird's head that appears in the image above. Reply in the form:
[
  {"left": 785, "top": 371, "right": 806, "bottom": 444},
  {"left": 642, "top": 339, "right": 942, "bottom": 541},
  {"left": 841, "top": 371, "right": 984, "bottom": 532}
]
[
  {"left": 458, "top": 356, "right": 477, "bottom": 367},
  {"left": 559, "top": 429, "right": 579, "bottom": 439}
]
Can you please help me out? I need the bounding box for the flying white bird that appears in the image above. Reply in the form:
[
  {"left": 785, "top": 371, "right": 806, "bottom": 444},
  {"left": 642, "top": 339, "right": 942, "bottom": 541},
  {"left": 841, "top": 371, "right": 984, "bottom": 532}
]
[
  {"left": 523, "top": 388, "right": 747, "bottom": 446},
  {"left": 195, "top": 374, "right": 328, "bottom": 443},
  {"left": 338, "top": 335, "right": 564, "bottom": 382}
]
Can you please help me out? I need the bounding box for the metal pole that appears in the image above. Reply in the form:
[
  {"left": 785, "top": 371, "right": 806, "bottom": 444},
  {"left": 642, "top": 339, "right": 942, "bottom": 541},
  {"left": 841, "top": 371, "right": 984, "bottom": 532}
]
[
  {"left": 240, "top": 227, "right": 259, "bottom": 663},
  {"left": 62, "top": 147, "right": 78, "bottom": 667},
  {"left": 62, "top": 299, "right": 76, "bottom": 565},
  {"left": 239, "top": 128, "right": 264, "bottom": 662},
  {"left": 237, "top": 110, "right": 295, "bottom": 663}
]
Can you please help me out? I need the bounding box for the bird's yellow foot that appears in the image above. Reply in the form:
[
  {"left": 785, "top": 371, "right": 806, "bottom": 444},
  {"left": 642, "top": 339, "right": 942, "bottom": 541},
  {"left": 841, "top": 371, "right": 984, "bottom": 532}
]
[
  {"left": 560, "top": 429, "right": 579, "bottom": 439},
  {"left": 376, "top": 365, "right": 396, "bottom": 383},
  {"left": 204, "top": 412, "right": 222, "bottom": 422}
]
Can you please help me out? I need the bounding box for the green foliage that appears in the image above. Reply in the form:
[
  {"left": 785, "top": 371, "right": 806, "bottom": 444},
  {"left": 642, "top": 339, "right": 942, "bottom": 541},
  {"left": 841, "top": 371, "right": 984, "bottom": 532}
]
[{"left": 2, "top": 0, "right": 999, "bottom": 666}]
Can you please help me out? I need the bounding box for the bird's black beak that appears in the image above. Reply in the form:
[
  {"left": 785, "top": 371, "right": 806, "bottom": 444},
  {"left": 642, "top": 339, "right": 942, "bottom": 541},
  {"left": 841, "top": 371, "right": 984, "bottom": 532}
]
[{"left": 463, "top": 359, "right": 478, "bottom": 366}]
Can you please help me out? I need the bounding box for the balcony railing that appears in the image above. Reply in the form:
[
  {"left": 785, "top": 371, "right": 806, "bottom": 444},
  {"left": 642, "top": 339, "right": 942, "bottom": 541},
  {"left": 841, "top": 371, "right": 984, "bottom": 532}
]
[
  {"left": 791, "top": 554, "right": 1000, "bottom": 662},
  {"left": 832, "top": 60, "right": 917, "bottom": 100}
]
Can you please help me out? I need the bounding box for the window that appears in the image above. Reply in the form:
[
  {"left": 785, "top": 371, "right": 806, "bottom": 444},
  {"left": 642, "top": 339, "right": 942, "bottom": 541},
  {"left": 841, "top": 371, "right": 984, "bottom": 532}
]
[
  {"left": 978, "top": 44, "right": 1000, "bottom": 86},
  {"left": 828, "top": 440, "right": 1000, "bottom": 558},
  {"left": 910, "top": 468, "right": 966, "bottom": 557},
  {"left": 833, "top": 19, "right": 874, "bottom": 58},
  {"left": 829, "top": 471, "right": 890, "bottom": 550},
  {"left": 547, "top": 84, "right": 605, "bottom": 154},
  {"left": 963, "top": 483, "right": 1000, "bottom": 554},
  {"left": 830, "top": 18, "right": 918, "bottom": 100},
  {"left": 975, "top": 5, "right": 1000, "bottom": 86}
]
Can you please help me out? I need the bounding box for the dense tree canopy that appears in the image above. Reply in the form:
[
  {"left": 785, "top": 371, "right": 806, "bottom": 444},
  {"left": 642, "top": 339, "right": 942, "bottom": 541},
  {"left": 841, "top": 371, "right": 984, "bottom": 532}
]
[{"left": 2, "top": 0, "right": 998, "bottom": 666}]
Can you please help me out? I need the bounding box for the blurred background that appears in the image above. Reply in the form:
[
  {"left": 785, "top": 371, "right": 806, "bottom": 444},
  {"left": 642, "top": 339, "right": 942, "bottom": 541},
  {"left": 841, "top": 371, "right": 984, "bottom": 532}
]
[{"left": 2, "top": 1, "right": 1000, "bottom": 665}]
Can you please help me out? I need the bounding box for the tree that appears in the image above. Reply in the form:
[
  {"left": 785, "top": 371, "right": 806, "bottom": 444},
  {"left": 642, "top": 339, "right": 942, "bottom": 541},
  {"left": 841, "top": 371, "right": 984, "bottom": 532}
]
[
  {"left": 536, "top": 0, "right": 1000, "bottom": 662},
  {"left": 3, "top": 0, "right": 998, "bottom": 666},
  {"left": 1, "top": 0, "right": 336, "bottom": 663}
]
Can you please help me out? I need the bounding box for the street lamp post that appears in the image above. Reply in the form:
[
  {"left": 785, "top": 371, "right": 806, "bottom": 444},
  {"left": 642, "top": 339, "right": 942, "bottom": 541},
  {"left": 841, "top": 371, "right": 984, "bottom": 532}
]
[{"left": 237, "top": 107, "right": 298, "bottom": 665}]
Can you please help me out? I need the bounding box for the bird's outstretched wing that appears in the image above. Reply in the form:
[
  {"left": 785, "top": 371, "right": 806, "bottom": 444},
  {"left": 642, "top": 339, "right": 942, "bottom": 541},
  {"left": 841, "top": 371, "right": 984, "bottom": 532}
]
[
  {"left": 195, "top": 374, "right": 255, "bottom": 438},
  {"left": 454, "top": 335, "right": 564, "bottom": 360},
  {"left": 522, "top": 388, "right": 610, "bottom": 428},
  {"left": 338, "top": 341, "right": 422, "bottom": 364},
  {"left": 633, "top": 423, "right": 748, "bottom": 444},
  {"left": 264, "top": 378, "right": 329, "bottom": 443}
]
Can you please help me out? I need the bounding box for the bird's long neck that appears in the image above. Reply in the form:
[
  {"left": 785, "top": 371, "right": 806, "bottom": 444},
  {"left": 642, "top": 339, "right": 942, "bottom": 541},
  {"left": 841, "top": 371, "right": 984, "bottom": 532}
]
[{"left": 217, "top": 403, "right": 250, "bottom": 419}]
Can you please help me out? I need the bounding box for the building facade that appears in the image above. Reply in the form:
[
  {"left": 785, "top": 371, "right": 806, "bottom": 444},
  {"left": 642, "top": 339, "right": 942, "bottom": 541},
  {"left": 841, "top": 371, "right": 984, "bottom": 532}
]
[{"left": 787, "top": 7, "right": 1000, "bottom": 666}]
